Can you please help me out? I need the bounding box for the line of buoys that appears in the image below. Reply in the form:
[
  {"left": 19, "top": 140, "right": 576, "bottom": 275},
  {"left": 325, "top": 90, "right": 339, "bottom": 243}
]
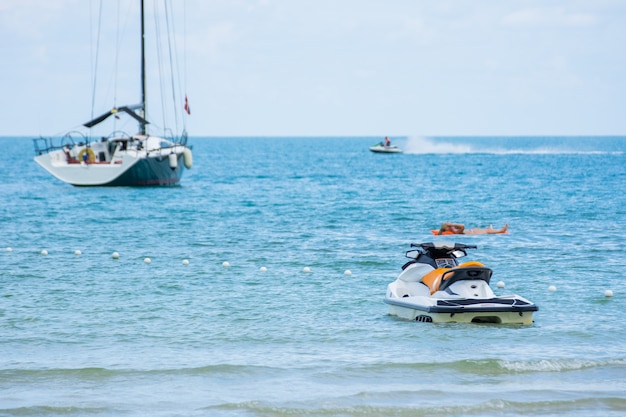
[
  {"left": 7, "top": 247, "right": 620, "bottom": 301},
  {"left": 7, "top": 248, "right": 356, "bottom": 278}
]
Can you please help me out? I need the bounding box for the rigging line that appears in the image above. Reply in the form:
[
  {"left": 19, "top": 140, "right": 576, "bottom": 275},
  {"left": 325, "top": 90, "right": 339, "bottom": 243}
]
[
  {"left": 183, "top": 0, "right": 188, "bottom": 126},
  {"left": 140, "top": 0, "right": 147, "bottom": 130},
  {"left": 112, "top": 2, "right": 132, "bottom": 119},
  {"left": 90, "top": 0, "right": 104, "bottom": 138},
  {"left": 153, "top": 0, "right": 167, "bottom": 135},
  {"left": 113, "top": 0, "right": 121, "bottom": 112},
  {"left": 113, "top": 0, "right": 133, "bottom": 132},
  {"left": 164, "top": 0, "right": 181, "bottom": 135},
  {"left": 184, "top": 0, "right": 187, "bottom": 101}
]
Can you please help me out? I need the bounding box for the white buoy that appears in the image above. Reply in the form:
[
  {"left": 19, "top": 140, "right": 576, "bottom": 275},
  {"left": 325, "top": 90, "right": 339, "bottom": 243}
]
[
  {"left": 112, "top": 252, "right": 120, "bottom": 259},
  {"left": 604, "top": 289, "right": 614, "bottom": 298},
  {"left": 222, "top": 261, "right": 230, "bottom": 268},
  {"left": 259, "top": 266, "right": 267, "bottom": 272},
  {"left": 303, "top": 266, "right": 311, "bottom": 273},
  {"left": 144, "top": 257, "right": 151, "bottom": 264},
  {"left": 74, "top": 250, "right": 82, "bottom": 256},
  {"left": 182, "top": 259, "right": 190, "bottom": 265},
  {"left": 344, "top": 270, "right": 352, "bottom": 276},
  {"left": 6, "top": 247, "right": 12, "bottom": 252},
  {"left": 497, "top": 281, "right": 505, "bottom": 288},
  {"left": 41, "top": 249, "right": 48, "bottom": 256},
  {"left": 548, "top": 285, "right": 556, "bottom": 292},
  {"left": 183, "top": 148, "right": 193, "bottom": 169},
  {"left": 168, "top": 153, "right": 178, "bottom": 169}
]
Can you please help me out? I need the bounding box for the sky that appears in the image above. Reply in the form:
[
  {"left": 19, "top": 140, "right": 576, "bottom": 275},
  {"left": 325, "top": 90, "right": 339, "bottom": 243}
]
[{"left": 1, "top": 0, "right": 625, "bottom": 137}]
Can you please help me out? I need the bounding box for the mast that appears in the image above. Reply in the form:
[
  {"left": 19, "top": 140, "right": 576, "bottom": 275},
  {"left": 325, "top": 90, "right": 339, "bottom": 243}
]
[{"left": 140, "top": 0, "right": 147, "bottom": 134}]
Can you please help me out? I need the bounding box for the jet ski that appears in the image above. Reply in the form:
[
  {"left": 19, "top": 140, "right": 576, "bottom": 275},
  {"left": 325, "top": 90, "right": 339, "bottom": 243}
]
[
  {"left": 384, "top": 242, "right": 538, "bottom": 325},
  {"left": 369, "top": 143, "right": 402, "bottom": 153}
]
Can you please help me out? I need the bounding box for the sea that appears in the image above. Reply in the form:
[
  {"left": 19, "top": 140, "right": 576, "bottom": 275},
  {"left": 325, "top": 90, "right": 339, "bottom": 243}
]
[{"left": 1, "top": 135, "right": 626, "bottom": 417}]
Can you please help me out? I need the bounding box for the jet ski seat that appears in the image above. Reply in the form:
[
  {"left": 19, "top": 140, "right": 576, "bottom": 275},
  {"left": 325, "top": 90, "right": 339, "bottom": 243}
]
[
  {"left": 398, "top": 263, "right": 435, "bottom": 282},
  {"left": 421, "top": 262, "right": 492, "bottom": 294},
  {"left": 395, "top": 263, "right": 435, "bottom": 297}
]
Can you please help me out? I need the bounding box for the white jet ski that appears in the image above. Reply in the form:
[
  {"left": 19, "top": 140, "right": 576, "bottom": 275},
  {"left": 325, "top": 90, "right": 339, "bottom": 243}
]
[
  {"left": 369, "top": 143, "right": 402, "bottom": 154},
  {"left": 384, "top": 242, "right": 538, "bottom": 325}
]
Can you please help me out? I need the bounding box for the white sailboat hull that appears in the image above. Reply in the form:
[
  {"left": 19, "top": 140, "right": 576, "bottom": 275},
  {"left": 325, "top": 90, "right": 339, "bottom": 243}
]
[
  {"left": 34, "top": 136, "right": 192, "bottom": 186},
  {"left": 35, "top": 153, "right": 139, "bottom": 186}
]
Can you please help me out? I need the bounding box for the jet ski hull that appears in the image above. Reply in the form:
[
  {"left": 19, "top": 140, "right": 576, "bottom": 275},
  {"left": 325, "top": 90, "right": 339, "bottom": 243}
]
[
  {"left": 384, "top": 295, "right": 537, "bottom": 324},
  {"left": 369, "top": 144, "right": 402, "bottom": 153}
]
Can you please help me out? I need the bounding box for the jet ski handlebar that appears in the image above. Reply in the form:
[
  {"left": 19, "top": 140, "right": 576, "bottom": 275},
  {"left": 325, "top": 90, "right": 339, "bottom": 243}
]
[
  {"left": 405, "top": 242, "right": 477, "bottom": 261},
  {"left": 410, "top": 242, "right": 477, "bottom": 251}
]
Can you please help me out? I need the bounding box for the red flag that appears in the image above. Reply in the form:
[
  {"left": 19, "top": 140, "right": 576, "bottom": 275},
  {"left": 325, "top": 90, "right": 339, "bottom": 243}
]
[{"left": 184, "top": 95, "right": 191, "bottom": 115}]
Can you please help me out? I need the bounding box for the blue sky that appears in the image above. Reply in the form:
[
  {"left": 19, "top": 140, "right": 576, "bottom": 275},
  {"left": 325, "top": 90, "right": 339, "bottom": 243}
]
[{"left": 1, "top": 0, "right": 625, "bottom": 137}]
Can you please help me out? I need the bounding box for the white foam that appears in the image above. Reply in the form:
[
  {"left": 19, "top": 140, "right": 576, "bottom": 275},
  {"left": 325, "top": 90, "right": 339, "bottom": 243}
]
[
  {"left": 403, "top": 136, "right": 473, "bottom": 154},
  {"left": 499, "top": 358, "right": 626, "bottom": 373},
  {"left": 402, "top": 136, "right": 623, "bottom": 155}
]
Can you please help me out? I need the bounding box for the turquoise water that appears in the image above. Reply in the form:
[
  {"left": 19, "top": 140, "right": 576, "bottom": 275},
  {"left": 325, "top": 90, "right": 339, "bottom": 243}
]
[{"left": 1, "top": 136, "right": 626, "bottom": 416}]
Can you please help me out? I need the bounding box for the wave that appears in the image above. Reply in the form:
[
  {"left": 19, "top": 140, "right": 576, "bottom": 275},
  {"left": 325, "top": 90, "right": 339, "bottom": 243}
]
[
  {"left": 338, "top": 357, "right": 626, "bottom": 376},
  {"left": 3, "top": 357, "right": 625, "bottom": 381},
  {"left": 0, "top": 405, "right": 112, "bottom": 416},
  {"left": 206, "top": 397, "right": 626, "bottom": 417},
  {"left": 0, "top": 364, "right": 283, "bottom": 383},
  {"left": 402, "top": 136, "right": 624, "bottom": 155},
  {"left": 3, "top": 397, "right": 625, "bottom": 417}
]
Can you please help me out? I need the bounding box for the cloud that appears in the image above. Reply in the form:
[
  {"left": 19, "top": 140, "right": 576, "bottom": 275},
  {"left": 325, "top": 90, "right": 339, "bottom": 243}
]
[
  {"left": 0, "top": 0, "right": 80, "bottom": 39},
  {"left": 389, "top": 16, "right": 431, "bottom": 44},
  {"left": 1, "top": 0, "right": 625, "bottom": 136},
  {"left": 502, "top": 7, "right": 598, "bottom": 28},
  {"left": 187, "top": 21, "right": 239, "bottom": 58}
]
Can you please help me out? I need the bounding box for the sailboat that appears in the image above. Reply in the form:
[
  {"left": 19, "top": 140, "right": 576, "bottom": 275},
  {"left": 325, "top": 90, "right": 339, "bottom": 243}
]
[{"left": 33, "top": 0, "right": 192, "bottom": 186}]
